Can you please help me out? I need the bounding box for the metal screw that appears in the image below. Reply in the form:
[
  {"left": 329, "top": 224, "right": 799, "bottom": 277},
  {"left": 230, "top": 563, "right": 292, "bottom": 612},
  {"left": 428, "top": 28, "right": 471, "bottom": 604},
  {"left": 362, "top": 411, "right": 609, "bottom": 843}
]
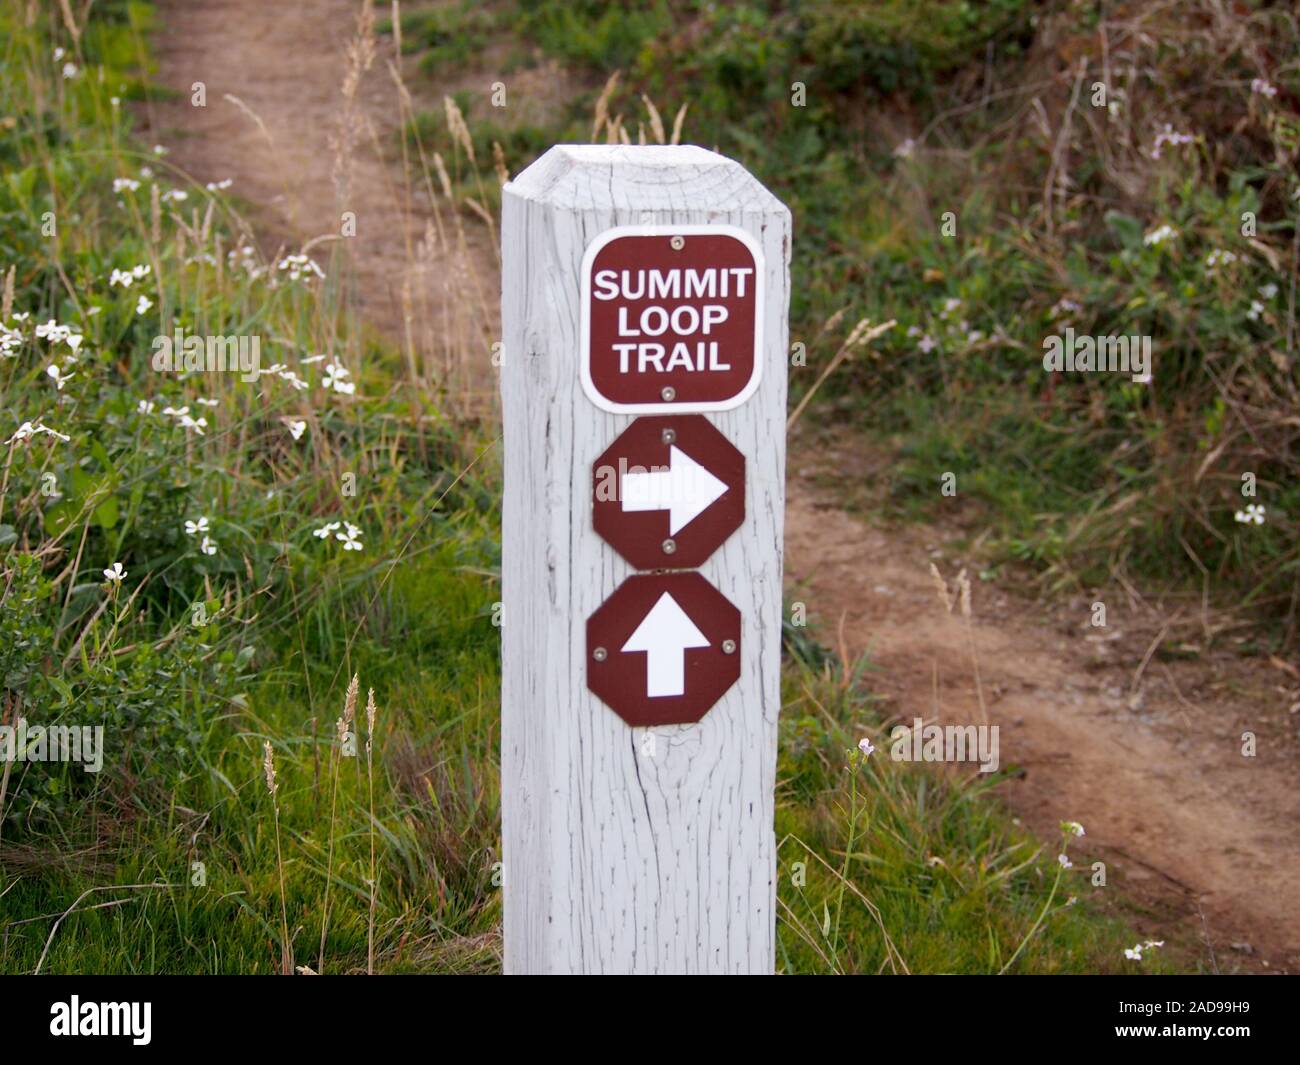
[
  {"left": 662, "top": 538, "right": 677, "bottom": 555},
  {"left": 593, "top": 646, "right": 607, "bottom": 662},
  {"left": 661, "top": 428, "right": 676, "bottom": 444},
  {"left": 670, "top": 235, "right": 685, "bottom": 250},
  {"left": 722, "top": 639, "right": 737, "bottom": 655},
  {"left": 661, "top": 386, "right": 676, "bottom": 402}
]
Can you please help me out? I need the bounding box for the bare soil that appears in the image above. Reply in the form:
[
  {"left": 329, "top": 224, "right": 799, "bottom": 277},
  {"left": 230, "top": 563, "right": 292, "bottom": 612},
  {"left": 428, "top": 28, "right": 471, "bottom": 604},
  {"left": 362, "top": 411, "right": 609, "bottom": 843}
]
[{"left": 145, "top": 0, "right": 1300, "bottom": 973}]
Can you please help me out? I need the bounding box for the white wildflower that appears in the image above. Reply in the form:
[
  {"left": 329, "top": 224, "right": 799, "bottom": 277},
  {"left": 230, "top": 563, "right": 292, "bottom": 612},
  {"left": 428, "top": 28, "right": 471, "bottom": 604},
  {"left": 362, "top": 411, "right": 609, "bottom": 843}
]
[
  {"left": 0, "top": 324, "right": 23, "bottom": 356},
  {"left": 5, "top": 421, "right": 70, "bottom": 444},
  {"left": 103, "top": 562, "right": 126, "bottom": 583},
  {"left": 276, "top": 254, "right": 325, "bottom": 282},
  {"left": 322, "top": 361, "right": 355, "bottom": 394},
  {"left": 35, "top": 319, "right": 70, "bottom": 343},
  {"left": 46, "top": 363, "right": 75, "bottom": 390},
  {"left": 337, "top": 522, "right": 363, "bottom": 551},
  {"left": 1150, "top": 124, "right": 1194, "bottom": 159},
  {"left": 1143, "top": 224, "right": 1178, "bottom": 247}
]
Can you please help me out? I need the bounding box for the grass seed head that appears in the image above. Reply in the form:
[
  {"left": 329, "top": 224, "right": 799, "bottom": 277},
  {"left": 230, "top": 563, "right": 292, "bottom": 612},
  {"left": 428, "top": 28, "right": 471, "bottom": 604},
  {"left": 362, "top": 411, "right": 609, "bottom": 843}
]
[
  {"left": 262, "top": 740, "right": 277, "bottom": 795},
  {"left": 929, "top": 563, "right": 953, "bottom": 613}
]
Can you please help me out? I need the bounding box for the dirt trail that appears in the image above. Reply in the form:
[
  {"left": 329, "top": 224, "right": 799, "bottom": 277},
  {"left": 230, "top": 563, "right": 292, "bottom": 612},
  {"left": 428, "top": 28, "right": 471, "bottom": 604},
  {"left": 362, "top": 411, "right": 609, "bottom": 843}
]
[
  {"left": 147, "top": 0, "right": 1299, "bottom": 971},
  {"left": 787, "top": 433, "right": 1300, "bottom": 970},
  {"left": 148, "top": 0, "right": 497, "bottom": 412}
]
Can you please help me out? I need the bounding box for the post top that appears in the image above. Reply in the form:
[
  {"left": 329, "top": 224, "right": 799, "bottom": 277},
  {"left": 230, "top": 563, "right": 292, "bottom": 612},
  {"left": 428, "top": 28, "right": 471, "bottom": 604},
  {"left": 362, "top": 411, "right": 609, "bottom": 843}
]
[{"left": 506, "top": 144, "right": 788, "bottom": 219}]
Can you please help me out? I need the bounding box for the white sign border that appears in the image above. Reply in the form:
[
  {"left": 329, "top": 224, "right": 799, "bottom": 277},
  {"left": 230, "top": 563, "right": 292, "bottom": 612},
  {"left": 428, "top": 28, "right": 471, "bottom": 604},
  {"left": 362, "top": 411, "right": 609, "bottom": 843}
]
[{"left": 579, "top": 223, "right": 765, "bottom": 415}]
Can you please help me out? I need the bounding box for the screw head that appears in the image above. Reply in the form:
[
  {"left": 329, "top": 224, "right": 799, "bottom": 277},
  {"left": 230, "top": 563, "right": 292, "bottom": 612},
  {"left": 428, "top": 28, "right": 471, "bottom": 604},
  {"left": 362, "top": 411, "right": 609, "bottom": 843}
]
[
  {"left": 670, "top": 235, "right": 685, "bottom": 250},
  {"left": 661, "top": 428, "right": 676, "bottom": 444},
  {"left": 662, "top": 538, "right": 677, "bottom": 555},
  {"left": 661, "top": 386, "right": 676, "bottom": 402},
  {"left": 593, "top": 646, "right": 608, "bottom": 662},
  {"left": 722, "top": 639, "right": 737, "bottom": 655}
]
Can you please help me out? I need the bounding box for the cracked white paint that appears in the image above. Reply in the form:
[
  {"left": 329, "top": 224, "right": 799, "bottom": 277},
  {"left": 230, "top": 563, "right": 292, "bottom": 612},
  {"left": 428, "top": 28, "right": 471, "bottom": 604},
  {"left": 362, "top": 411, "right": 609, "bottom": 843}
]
[{"left": 500, "top": 145, "right": 790, "bottom": 973}]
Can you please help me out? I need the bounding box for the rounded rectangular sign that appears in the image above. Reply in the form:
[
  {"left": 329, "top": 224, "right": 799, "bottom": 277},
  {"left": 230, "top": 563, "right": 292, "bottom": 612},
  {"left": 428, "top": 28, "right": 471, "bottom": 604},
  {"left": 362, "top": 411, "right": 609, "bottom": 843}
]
[{"left": 580, "top": 224, "right": 764, "bottom": 414}]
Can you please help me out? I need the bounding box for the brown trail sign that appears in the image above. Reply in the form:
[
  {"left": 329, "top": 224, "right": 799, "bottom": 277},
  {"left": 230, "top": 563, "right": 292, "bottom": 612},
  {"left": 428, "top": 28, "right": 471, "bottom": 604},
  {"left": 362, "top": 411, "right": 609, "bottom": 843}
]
[
  {"left": 592, "top": 414, "right": 745, "bottom": 570},
  {"left": 581, "top": 226, "right": 763, "bottom": 413},
  {"left": 587, "top": 571, "right": 742, "bottom": 727}
]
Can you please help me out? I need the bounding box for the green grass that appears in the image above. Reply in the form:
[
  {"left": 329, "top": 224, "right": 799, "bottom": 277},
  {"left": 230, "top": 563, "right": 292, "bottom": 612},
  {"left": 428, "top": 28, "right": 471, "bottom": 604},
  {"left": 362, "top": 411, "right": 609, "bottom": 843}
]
[
  {"left": 774, "top": 647, "right": 1164, "bottom": 974},
  {"left": 0, "top": 1, "right": 1198, "bottom": 975}
]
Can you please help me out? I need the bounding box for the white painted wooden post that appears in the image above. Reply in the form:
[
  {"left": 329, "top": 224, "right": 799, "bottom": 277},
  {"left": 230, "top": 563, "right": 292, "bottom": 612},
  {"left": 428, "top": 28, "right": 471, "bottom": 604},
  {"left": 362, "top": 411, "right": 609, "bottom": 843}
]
[{"left": 500, "top": 145, "right": 790, "bottom": 974}]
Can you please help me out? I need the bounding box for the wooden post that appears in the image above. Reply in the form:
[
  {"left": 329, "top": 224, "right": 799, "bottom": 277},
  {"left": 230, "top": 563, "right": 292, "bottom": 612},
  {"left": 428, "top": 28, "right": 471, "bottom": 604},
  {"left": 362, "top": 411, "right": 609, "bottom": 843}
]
[{"left": 500, "top": 145, "right": 790, "bottom": 974}]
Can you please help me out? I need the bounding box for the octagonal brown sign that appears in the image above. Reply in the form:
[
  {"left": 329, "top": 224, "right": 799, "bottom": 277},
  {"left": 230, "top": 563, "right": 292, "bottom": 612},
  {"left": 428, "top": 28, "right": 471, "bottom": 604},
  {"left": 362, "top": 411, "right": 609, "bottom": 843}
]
[
  {"left": 592, "top": 414, "right": 744, "bottom": 570},
  {"left": 587, "top": 572, "right": 741, "bottom": 727}
]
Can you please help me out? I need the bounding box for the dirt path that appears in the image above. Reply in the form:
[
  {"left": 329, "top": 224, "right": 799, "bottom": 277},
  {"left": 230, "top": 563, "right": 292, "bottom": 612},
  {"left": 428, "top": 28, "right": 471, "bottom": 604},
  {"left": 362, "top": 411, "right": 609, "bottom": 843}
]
[
  {"left": 787, "top": 430, "right": 1300, "bottom": 970},
  {"left": 148, "top": 0, "right": 498, "bottom": 413},
  {"left": 146, "top": 0, "right": 1300, "bottom": 972}
]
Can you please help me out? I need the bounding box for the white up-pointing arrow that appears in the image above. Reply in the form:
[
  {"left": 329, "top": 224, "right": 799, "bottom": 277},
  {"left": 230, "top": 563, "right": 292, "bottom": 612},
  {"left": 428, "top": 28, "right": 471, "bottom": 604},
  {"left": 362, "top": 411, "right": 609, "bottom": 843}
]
[
  {"left": 622, "top": 592, "right": 710, "bottom": 698},
  {"left": 621, "top": 445, "right": 728, "bottom": 536}
]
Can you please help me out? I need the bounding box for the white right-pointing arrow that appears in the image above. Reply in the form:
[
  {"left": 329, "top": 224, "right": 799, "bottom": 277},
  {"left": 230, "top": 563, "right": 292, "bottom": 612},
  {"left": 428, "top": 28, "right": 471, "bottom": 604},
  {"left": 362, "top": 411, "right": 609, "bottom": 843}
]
[
  {"left": 622, "top": 445, "right": 729, "bottom": 535},
  {"left": 621, "top": 592, "right": 710, "bottom": 698}
]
